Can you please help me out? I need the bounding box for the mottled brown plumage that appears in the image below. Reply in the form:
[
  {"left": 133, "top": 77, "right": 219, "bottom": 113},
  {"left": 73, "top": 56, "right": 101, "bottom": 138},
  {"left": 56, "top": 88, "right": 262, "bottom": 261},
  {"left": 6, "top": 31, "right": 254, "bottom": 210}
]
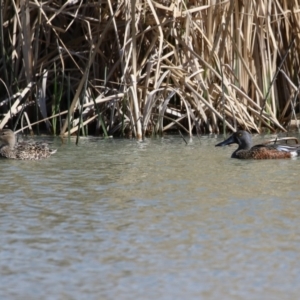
[
  {"left": 215, "top": 130, "right": 300, "bottom": 159},
  {"left": 0, "top": 129, "right": 56, "bottom": 160}
]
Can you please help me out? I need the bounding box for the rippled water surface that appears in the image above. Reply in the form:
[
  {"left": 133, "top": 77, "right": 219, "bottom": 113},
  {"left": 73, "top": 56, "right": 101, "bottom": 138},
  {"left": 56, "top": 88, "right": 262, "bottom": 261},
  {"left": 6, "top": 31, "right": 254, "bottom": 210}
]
[{"left": 1, "top": 133, "right": 300, "bottom": 299}]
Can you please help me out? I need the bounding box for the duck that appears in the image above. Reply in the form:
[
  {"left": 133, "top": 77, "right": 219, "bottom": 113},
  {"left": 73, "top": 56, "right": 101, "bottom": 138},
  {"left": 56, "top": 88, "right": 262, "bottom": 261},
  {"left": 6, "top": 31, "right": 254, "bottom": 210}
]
[
  {"left": 215, "top": 130, "right": 300, "bottom": 159},
  {"left": 0, "top": 129, "right": 57, "bottom": 160}
]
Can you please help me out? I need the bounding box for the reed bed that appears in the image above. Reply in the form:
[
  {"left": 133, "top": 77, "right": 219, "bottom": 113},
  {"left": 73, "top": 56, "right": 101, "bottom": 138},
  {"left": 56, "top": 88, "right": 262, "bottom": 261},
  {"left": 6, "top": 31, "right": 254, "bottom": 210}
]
[{"left": 1, "top": 0, "right": 300, "bottom": 139}]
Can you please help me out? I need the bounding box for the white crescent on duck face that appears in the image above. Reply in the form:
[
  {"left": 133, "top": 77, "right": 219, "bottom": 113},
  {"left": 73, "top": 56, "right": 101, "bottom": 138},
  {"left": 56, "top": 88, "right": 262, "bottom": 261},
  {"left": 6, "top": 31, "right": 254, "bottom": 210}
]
[{"left": 0, "top": 129, "right": 57, "bottom": 160}]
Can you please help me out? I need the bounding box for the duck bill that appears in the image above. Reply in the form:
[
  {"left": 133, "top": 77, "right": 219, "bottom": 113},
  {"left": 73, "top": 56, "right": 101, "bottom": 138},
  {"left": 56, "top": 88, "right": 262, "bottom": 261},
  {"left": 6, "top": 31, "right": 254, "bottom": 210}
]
[{"left": 215, "top": 135, "right": 235, "bottom": 147}]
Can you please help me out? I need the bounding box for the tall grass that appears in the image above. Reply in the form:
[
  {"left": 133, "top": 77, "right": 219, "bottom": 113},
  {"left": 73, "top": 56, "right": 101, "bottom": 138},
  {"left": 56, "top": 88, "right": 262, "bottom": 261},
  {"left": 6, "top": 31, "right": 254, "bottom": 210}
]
[{"left": 0, "top": 0, "right": 300, "bottom": 139}]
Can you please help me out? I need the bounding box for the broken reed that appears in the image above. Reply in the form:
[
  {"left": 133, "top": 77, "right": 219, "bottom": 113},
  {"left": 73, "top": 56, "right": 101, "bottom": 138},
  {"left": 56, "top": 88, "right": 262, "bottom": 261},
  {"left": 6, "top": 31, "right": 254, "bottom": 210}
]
[{"left": 1, "top": 0, "right": 300, "bottom": 139}]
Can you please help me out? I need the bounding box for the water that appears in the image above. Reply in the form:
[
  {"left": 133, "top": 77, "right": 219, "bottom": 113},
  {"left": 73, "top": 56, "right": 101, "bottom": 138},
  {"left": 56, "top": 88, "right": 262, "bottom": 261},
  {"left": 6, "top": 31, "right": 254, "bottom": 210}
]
[{"left": 1, "top": 133, "right": 300, "bottom": 299}]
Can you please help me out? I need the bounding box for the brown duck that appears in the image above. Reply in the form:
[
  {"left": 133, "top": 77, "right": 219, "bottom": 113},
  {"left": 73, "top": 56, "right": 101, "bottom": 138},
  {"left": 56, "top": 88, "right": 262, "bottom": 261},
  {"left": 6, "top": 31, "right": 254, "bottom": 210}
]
[
  {"left": 0, "top": 129, "right": 57, "bottom": 160},
  {"left": 215, "top": 130, "right": 300, "bottom": 159}
]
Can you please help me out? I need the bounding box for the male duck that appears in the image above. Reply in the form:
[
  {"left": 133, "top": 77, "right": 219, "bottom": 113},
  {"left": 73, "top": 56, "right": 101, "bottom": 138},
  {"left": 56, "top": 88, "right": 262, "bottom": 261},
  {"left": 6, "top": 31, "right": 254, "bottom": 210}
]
[
  {"left": 215, "top": 130, "right": 300, "bottom": 159},
  {"left": 0, "top": 129, "right": 57, "bottom": 160}
]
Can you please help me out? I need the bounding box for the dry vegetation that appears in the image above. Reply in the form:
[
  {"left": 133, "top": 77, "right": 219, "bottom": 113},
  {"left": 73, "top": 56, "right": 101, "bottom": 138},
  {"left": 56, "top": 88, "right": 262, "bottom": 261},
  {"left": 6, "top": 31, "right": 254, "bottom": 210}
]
[{"left": 1, "top": 0, "right": 300, "bottom": 139}]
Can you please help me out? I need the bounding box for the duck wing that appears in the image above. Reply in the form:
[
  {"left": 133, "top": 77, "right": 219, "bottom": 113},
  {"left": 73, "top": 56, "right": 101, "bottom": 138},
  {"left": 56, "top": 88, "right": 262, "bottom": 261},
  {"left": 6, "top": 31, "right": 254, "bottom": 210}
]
[
  {"left": 15, "top": 141, "right": 57, "bottom": 160},
  {"left": 249, "top": 143, "right": 300, "bottom": 159}
]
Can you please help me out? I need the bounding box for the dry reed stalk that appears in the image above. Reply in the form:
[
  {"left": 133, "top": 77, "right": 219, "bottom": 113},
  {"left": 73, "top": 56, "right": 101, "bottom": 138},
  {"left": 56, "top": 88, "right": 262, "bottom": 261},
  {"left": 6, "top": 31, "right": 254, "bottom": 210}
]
[{"left": 1, "top": 0, "right": 300, "bottom": 137}]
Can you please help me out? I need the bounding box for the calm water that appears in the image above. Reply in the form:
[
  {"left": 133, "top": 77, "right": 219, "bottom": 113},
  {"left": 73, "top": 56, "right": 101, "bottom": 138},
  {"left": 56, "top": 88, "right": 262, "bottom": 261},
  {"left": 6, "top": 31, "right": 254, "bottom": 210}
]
[{"left": 1, "top": 133, "right": 300, "bottom": 299}]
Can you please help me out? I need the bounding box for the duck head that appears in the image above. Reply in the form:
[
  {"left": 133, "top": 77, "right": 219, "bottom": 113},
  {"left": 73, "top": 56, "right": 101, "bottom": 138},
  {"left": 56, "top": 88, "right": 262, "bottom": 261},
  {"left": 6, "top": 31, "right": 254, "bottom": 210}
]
[
  {"left": 215, "top": 130, "right": 252, "bottom": 150},
  {"left": 0, "top": 129, "right": 16, "bottom": 149}
]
